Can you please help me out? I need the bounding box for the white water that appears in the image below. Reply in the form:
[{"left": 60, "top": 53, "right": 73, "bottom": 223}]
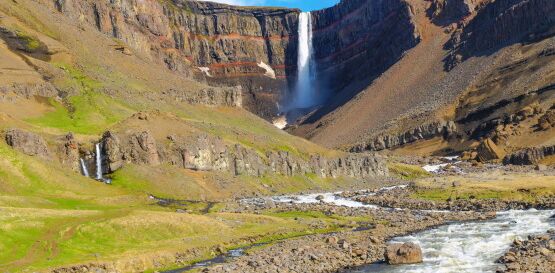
[
  {"left": 80, "top": 158, "right": 90, "bottom": 177},
  {"left": 271, "top": 192, "right": 377, "bottom": 208},
  {"left": 267, "top": 185, "right": 409, "bottom": 208},
  {"left": 350, "top": 209, "right": 555, "bottom": 273},
  {"left": 293, "top": 12, "right": 316, "bottom": 109},
  {"left": 95, "top": 143, "right": 102, "bottom": 180}
]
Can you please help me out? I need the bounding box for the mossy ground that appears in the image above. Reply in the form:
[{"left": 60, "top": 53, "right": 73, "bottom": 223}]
[
  {"left": 388, "top": 163, "right": 430, "bottom": 180},
  {"left": 411, "top": 172, "right": 555, "bottom": 202}
]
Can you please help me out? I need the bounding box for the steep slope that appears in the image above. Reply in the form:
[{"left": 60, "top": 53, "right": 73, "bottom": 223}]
[
  {"left": 37, "top": 0, "right": 300, "bottom": 119},
  {"left": 291, "top": 0, "right": 555, "bottom": 158}
]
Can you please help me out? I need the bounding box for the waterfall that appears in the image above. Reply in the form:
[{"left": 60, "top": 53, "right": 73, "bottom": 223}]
[
  {"left": 80, "top": 159, "right": 90, "bottom": 177},
  {"left": 293, "top": 12, "right": 315, "bottom": 108},
  {"left": 95, "top": 143, "right": 102, "bottom": 180}
]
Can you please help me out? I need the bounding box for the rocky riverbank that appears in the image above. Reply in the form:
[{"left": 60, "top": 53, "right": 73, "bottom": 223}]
[
  {"left": 350, "top": 184, "right": 555, "bottom": 212},
  {"left": 197, "top": 201, "right": 492, "bottom": 273},
  {"left": 497, "top": 230, "right": 555, "bottom": 272}
]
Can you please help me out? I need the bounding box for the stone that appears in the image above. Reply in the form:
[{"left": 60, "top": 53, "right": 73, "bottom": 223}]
[
  {"left": 326, "top": 236, "right": 338, "bottom": 244},
  {"left": 385, "top": 242, "right": 423, "bottom": 265},
  {"left": 4, "top": 128, "right": 49, "bottom": 158},
  {"left": 535, "top": 164, "right": 547, "bottom": 171},
  {"left": 476, "top": 138, "right": 505, "bottom": 162},
  {"left": 538, "top": 110, "right": 555, "bottom": 130},
  {"left": 316, "top": 195, "right": 325, "bottom": 201}
]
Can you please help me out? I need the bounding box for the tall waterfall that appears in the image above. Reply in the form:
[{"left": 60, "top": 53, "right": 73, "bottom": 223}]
[
  {"left": 80, "top": 158, "right": 90, "bottom": 177},
  {"left": 293, "top": 12, "right": 315, "bottom": 108},
  {"left": 95, "top": 143, "right": 102, "bottom": 180}
]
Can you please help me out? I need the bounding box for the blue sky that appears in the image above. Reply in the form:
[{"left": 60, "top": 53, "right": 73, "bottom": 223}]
[{"left": 206, "top": 0, "right": 340, "bottom": 11}]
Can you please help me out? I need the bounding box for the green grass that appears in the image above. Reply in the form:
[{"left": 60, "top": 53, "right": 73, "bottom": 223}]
[
  {"left": 27, "top": 65, "right": 134, "bottom": 135},
  {"left": 388, "top": 163, "right": 430, "bottom": 180},
  {"left": 410, "top": 173, "right": 555, "bottom": 202}
]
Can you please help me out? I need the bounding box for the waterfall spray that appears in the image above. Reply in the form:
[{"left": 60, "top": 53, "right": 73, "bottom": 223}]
[
  {"left": 294, "top": 12, "right": 316, "bottom": 108},
  {"left": 80, "top": 158, "right": 90, "bottom": 177},
  {"left": 95, "top": 143, "right": 102, "bottom": 180}
]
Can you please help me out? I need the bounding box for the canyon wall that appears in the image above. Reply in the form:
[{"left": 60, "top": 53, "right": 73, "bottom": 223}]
[
  {"left": 43, "top": 0, "right": 300, "bottom": 118},
  {"left": 446, "top": 0, "right": 555, "bottom": 69},
  {"left": 40, "top": 0, "right": 422, "bottom": 120},
  {"left": 311, "top": 0, "right": 420, "bottom": 97}
]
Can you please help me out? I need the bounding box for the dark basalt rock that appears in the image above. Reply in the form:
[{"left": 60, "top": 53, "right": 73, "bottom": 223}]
[
  {"left": 99, "top": 130, "right": 388, "bottom": 179},
  {"left": 503, "top": 145, "right": 555, "bottom": 165},
  {"left": 4, "top": 128, "right": 50, "bottom": 158},
  {"left": 351, "top": 121, "right": 457, "bottom": 152}
]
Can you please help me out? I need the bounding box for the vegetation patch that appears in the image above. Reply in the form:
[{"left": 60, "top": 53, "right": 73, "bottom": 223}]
[
  {"left": 388, "top": 163, "right": 430, "bottom": 180},
  {"left": 27, "top": 65, "right": 134, "bottom": 135}
]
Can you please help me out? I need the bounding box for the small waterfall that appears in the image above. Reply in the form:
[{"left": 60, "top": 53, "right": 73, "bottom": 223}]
[
  {"left": 95, "top": 143, "right": 102, "bottom": 180},
  {"left": 80, "top": 158, "right": 90, "bottom": 177},
  {"left": 293, "top": 11, "right": 316, "bottom": 109}
]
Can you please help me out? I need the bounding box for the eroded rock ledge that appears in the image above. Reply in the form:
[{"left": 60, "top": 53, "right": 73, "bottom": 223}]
[
  {"left": 99, "top": 129, "right": 388, "bottom": 179},
  {"left": 350, "top": 121, "right": 457, "bottom": 152}
]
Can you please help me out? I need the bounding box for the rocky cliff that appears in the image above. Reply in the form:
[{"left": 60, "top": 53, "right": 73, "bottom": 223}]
[
  {"left": 311, "top": 0, "right": 420, "bottom": 98},
  {"left": 41, "top": 0, "right": 299, "bottom": 118},
  {"left": 39, "top": 0, "right": 423, "bottom": 120},
  {"left": 445, "top": 0, "right": 555, "bottom": 69},
  {"left": 97, "top": 128, "right": 388, "bottom": 179}
]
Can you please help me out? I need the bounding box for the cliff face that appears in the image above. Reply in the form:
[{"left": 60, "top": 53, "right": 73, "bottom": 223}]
[
  {"left": 44, "top": 0, "right": 299, "bottom": 118},
  {"left": 41, "top": 0, "right": 421, "bottom": 120},
  {"left": 446, "top": 0, "right": 555, "bottom": 69},
  {"left": 311, "top": 0, "right": 420, "bottom": 97},
  {"left": 97, "top": 129, "right": 388, "bottom": 179}
]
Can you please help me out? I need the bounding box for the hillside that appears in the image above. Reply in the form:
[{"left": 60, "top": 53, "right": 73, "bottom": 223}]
[
  {"left": 290, "top": 0, "right": 555, "bottom": 159},
  {"left": 0, "top": 0, "right": 390, "bottom": 271},
  {"left": 1, "top": 0, "right": 555, "bottom": 272}
]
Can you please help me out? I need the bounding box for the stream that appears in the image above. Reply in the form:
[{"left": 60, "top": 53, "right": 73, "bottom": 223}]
[
  {"left": 348, "top": 209, "right": 555, "bottom": 273},
  {"left": 164, "top": 189, "right": 555, "bottom": 273}
]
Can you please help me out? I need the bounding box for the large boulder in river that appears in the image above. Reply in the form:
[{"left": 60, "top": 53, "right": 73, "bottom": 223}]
[
  {"left": 385, "top": 242, "right": 423, "bottom": 265},
  {"left": 4, "top": 128, "right": 49, "bottom": 158},
  {"left": 476, "top": 138, "right": 505, "bottom": 162}
]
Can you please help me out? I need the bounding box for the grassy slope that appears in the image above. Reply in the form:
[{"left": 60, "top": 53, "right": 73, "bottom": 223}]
[
  {"left": 0, "top": 141, "right": 370, "bottom": 272},
  {"left": 0, "top": 2, "right": 371, "bottom": 272}
]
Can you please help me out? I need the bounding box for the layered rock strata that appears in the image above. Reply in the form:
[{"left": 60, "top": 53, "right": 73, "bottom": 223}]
[{"left": 42, "top": 0, "right": 298, "bottom": 117}]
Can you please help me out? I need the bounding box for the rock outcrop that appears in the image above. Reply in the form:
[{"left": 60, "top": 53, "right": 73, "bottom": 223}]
[
  {"left": 99, "top": 130, "right": 388, "bottom": 179},
  {"left": 4, "top": 128, "right": 50, "bottom": 158},
  {"left": 476, "top": 138, "right": 505, "bottom": 162},
  {"left": 56, "top": 133, "right": 80, "bottom": 171},
  {"left": 538, "top": 109, "right": 555, "bottom": 130},
  {"left": 351, "top": 121, "right": 457, "bottom": 152},
  {"left": 385, "top": 242, "right": 423, "bottom": 265},
  {"left": 503, "top": 145, "right": 555, "bottom": 165},
  {"left": 429, "top": 0, "right": 488, "bottom": 24},
  {"left": 446, "top": 0, "right": 555, "bottom": 69}
]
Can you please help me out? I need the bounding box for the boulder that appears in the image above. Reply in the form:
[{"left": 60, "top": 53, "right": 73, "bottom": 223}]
[
  {"left": 538, "top": 110, "right": 555, "bottom": 130},
  {"left": 58, "top": 132, "right": 80, "bottom": 171},
  {"left": 476, "top": 138, "right": 505, "bottom": 162},
  {"left": 385, "top": 242, "right": 423, "bottom": 265},
  {"left": 4, "top": 128, "right": 49, "bottom": 158}
]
